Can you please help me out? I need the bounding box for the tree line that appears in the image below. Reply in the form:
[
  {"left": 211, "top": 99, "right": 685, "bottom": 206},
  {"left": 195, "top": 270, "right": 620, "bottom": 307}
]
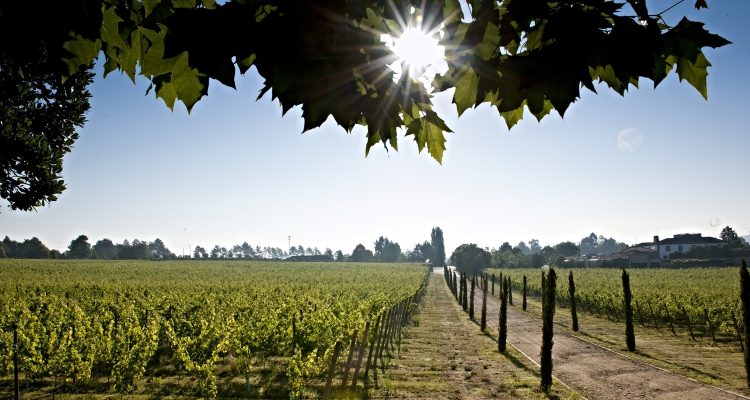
[
  {"left": 1, "top": 235, "right": 175, "bottom": 260},
  {"left": 0, "top": 226, "right": 448, "bottom": 263}
]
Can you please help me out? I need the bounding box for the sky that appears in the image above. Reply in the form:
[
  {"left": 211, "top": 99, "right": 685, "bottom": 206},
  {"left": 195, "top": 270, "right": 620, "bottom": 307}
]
[{"left": 1, "top": 1, "right": 749, "bottom": 256}]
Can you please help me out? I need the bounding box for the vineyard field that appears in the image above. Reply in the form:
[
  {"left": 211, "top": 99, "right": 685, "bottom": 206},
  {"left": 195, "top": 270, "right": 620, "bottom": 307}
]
[
  {"left": 0, "top": 260, "right": 428, "bottom": 398},
  {"left": 485, "top": 267, "right": 744, "bottom": 344}
]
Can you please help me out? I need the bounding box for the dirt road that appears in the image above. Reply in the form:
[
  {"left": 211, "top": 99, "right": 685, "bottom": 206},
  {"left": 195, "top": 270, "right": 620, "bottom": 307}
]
[
  {"left": 371, "top": 272, "right": 579, "bottom": 399},
  {"left": 463, "top": 271, "right": 748, "bottom": 400}
]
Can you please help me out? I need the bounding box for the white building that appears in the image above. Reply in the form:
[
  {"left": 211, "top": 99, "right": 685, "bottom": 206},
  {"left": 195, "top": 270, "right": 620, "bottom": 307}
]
[{"left": 655, "top": 233, "right": 724, "bottom": 260}]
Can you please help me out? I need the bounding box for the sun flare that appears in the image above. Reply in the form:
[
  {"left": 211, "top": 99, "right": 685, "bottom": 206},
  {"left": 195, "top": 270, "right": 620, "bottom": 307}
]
[{"left": 382, "top": 27, "right": 447, "bottom": 85}]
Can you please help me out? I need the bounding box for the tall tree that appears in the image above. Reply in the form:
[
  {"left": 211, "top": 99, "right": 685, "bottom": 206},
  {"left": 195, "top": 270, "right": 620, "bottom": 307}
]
[
  {"left": 210, "top": 245, "right": 221, "bottom": 259},
  {"left": 149, "top": 238, "right": 173, "bottom": 259},
  {"left": 240, "top": 241, "right": 254, "bottom": 258},
  {"left": 23, "top": 237, "right": 50, "bottom": 258},
  {"left": 374, "top": 236, "right": 401, "bottom": 262},
  {"left": 431, "top": 227, "right": 445, "bottom": 267},
  {"left": 334, "top": 250, "right": 345, "bottom": 262},
  {"left": 451, "top": 243, "right": 491, "bottom": 275},
  {"left": 554, "top": 241, "right": 580, "bottom": 258},
  {"left": 721, "top": 226, "right": 748, "bottom": 248},
  {"left": 350, "top": 244, "right": 374, "bottom": 262},
  {"left": 410, "top": 241, "right": 434, "bottom": 263},
  {"left": 93, "top": 238, "right": 117, "bottom": 259},
  {"left": 193, "top": 245, "right": 208, "bottom": 259},
  {"left": 67, "top": 234, "right": 92, "bottom": 259}
]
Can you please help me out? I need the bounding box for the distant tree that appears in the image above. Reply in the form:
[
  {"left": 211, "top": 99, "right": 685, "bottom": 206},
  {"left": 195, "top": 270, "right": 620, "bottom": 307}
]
[
  {"left": 541, "top": 245, "right": 555, "bottom": 259},
  {"left": 579, "top": 232, "right": 627, "bottom": 255},
  {"left": 451, "top": 244, "right": 491, "bottom": 274},
  {"left": 2, "top": 236, "right": 23, "bottom": 258},
  {"left": 210, "top": 246, "right": 221, "bottom": 259},
  {"left": 721, "top": 226, "right": 749, "bottom": 248},
  {"left": 374, "top": 236, "right": 401, "bottom": 262},
  {"left": 313, "top": 247, "right": 321, "bottom": 256},
  {"left": 408, "top": 241, "right": 433, "bottom": 262},
  {"left": 499, "top": 242, "right": 513, "bottom": 252},
  {"left": 554, "top": 241, "right": 580, "bottom": 257},
  {"left": 193, "top": 245, "right": 207, "bottom": 259},
  {"left": 288, "top": 246, "right": 299, "bottom": 257},
  {"left": 580, "top": 233, "right": 599, "bottom": 255},
  {"left": 67, "top": 234, "right": 92, "bottom": 259},
  {"left": 334, "top": 250, "right": 345, "bottom": 262},
  {"left": 324, "top": 248, "right": 333, "bottom": 259},
  {"left": 528, "top": 239, "right": 542, "bottom": 254},
  {"left": 517, "top": 241, "right": 531, "bottom": 255},
  {"left": 305, "top": 247, "right": 313, "bottom": 256},
  {"left": 23, "top": 237, "right": 50, "bottom": 258},
  {"left": 722, "top": 226, "right": 740, "bottom": 243},
  {"left": 529, "top": 253, "right": 545, "bottom": 268},
  {"left": 149, "top": 238, "right": 173, "bottom": 259},
  {"left": 240, "top": 242, "right": 255, "bottom": 258},
  {"left": 431, "top": 227, "right": 446, "bottom": 267},
  {"left": 93, "top": 239, "right": 117, "bottom": 259},
  {"left": 350, "top": 244, "right": 374, "bottom": 262},
  {"left": 129, "top": 239, "right": 151, "bottom": 259},
  {"left": 0, "top": 241, "right": 5, "bottom": 258},
  {"left": 49, "top": 249, "right": 62, "bottom": 259}
]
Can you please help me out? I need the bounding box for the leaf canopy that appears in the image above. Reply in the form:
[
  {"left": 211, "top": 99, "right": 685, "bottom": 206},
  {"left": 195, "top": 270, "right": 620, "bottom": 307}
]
[{"left": 0, "top": 0, "right": 731, "bottom": 210}]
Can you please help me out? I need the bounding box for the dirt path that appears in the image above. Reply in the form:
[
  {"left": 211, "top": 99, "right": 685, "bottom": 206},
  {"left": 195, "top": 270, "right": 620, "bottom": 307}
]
[
  {"left": 466, "top": 272, "right": 748, "bottom": 400},
  {"left": 370, "top": 271, "right": 580, "bottom": 399}
]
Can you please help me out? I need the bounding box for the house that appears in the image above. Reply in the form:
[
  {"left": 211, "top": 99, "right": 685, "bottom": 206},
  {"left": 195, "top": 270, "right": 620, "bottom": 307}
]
[
  {"left": 617, "top": 233, "right": 725, "bottom": 267},
  {"left": 618, "top": 242, "right": 661, "bottom": 267},
  {"left": 655, "top": 233, "right": 724, "bottom": 260}
]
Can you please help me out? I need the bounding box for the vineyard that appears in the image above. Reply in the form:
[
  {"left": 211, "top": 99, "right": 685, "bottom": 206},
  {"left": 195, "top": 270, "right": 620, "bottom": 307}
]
[
  {"left": 485, "top": 267, "right": 744, "bottom": 346},
  {"left": 0, "top": 260, "right": 428, "bottom": 398}
]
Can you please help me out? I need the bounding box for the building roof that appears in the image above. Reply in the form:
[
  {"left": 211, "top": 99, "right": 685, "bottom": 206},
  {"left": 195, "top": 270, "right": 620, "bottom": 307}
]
[
  {"left": 618, "top": 245, "right": 659, "bottom": 258},
  {"left": 658, "top": 233, "right": 724, "bottom": 246}
]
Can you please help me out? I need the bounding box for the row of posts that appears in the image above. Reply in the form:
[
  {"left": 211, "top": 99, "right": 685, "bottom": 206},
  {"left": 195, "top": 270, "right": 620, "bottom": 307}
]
[{"left": 322, "top": 270, "right": 429, "bottom": 399}]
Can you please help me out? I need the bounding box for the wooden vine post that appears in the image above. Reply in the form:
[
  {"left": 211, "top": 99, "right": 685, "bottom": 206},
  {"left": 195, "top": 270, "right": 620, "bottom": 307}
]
[
  {"left": 540, "top": 268, "right": 556, "bottom": 392},
  {"left": 507, "top": 277, "right": 513, "bottom": 306},
  {"left": 469, "top": 275, "right": 476, "bottom": 320},
  {"left": 741, "top": 259, "right": 750, "bottom": 388},
  {"left": 481, "top": 275, "right": 488, "bottom": 331},
  {"left": 498, "top": 277, "right": 508, "bottom": 353},
  {"left": 522, "top": 275, "right": 527, "bottom": 311},
  {"left": 622, "top": 269, "right": 636, "bottom": 352},
  {"left": 568, "top": 271, "right": 579, "bottom": 332}
]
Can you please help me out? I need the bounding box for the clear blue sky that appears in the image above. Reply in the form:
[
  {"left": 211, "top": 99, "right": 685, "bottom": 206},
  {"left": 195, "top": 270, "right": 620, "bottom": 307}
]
[{"left": 1, "top": 1, "right": 748, "bottom": 255}]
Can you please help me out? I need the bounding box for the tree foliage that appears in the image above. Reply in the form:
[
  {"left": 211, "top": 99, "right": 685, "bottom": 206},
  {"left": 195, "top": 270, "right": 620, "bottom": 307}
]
[
  {"left": 430, "top": 227, "right": 446, "bottom": 267},
  {"left": 0, "top": 41, "right": 93, "bottom": 211},
  {"left": 0, "top": 0, "right": 729, "bottom": 210},
  {"left": 451, "top": 243, "right": 491, "bottom": 274},
  {"left": 374, "top": 236, "right": 402, "bottom": 262},
  {"left": 67, "top": 234, "right": 93, "bottom": 259},
  {"left": 350, "top": 243, "right": 374, "bottom": 262}
]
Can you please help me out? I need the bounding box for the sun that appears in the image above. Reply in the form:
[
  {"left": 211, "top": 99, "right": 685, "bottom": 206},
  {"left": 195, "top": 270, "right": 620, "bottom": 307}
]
[{"left": 382, "top": 27, "right": 447, "bottom": 85}]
